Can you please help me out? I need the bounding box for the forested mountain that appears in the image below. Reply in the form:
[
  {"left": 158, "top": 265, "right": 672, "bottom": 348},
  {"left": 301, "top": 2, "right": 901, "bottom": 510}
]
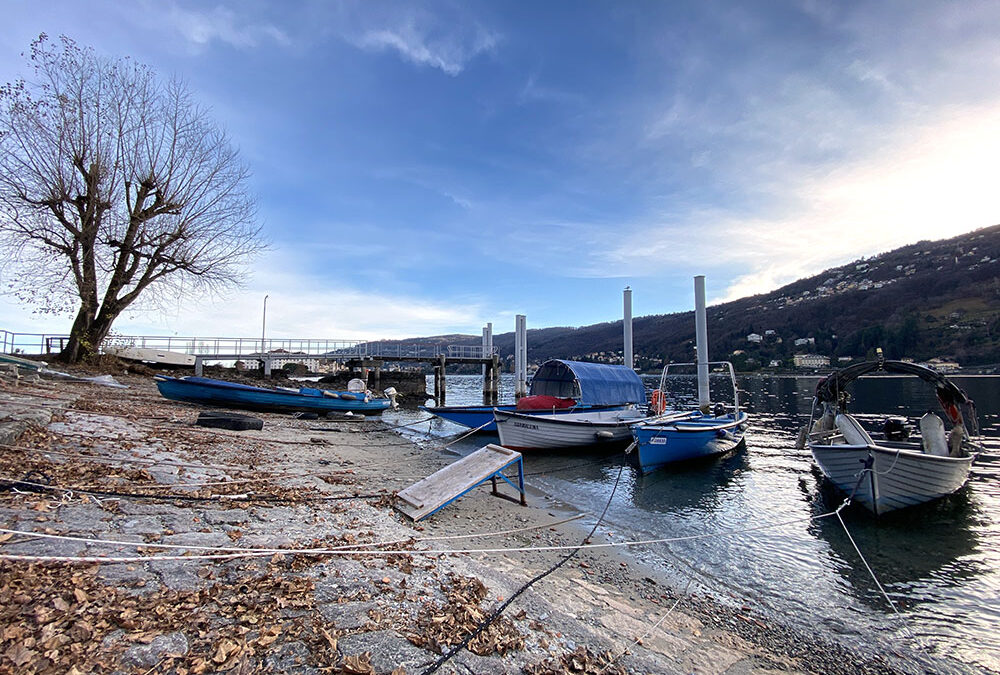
[{"left": 410, "top": 225, "right": 1000, "bottom": 370}]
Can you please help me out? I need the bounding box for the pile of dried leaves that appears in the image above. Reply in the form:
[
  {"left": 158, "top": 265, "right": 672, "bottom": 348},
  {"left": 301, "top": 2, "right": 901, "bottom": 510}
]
[
  {"left": 522, "top": 646, "right": 627, "bottom": 675},
  {"left": 0, "top": 425, "right": 161, "bottom": 492},
  {"left": 0, "top": 556, "right": 367, "bottom": 673},
  {"left": 407, "top": 573, "right": 525, "bottom": 657}
]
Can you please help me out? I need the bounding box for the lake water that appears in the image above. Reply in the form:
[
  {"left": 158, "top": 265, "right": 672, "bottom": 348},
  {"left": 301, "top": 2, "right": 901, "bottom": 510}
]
[{"left": 383, "top": 373, "right": 1000, "bottom": 674}]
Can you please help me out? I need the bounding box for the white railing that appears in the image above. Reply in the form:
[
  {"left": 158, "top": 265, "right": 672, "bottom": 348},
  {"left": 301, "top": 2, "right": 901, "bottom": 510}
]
[{"left": 1, "top": 330, "right": 500, "bottom": 361}]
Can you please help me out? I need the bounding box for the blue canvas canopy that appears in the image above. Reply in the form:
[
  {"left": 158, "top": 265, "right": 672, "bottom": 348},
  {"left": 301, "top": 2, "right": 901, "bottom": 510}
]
[{"left": 529, "top": 359, "right": 646, "bottom": 406}]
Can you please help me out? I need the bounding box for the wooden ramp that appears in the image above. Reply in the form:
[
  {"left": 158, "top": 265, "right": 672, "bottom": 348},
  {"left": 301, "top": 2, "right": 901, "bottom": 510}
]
[{"left": 395, "top": 444, "right": 526, "bottom": 522}]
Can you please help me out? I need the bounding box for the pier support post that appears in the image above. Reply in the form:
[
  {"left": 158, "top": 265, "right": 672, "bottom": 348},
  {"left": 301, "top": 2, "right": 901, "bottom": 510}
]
[
  {"left": 484, "top": 354, "right": 500, "bottom": 405},
  {"left": 438, "top": 355, "right": 446, "bottom": 405}
]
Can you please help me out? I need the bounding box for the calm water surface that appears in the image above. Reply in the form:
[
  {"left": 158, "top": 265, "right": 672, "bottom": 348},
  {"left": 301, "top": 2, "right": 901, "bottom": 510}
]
[{"left": 383, "top": 373, "right": 1000, "bottom": 674}]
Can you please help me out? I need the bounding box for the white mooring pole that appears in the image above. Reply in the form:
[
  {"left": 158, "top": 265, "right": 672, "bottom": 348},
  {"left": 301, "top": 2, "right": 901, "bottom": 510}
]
[
  {"left": 515, "top": 314, "right": 527, "bottom": 398},
  {"left": 694, "top": 275, "right": 710, "bottom": 411},
  {"left": 482, "top": 323, "right": 492, "bottom": 376},
  {"left": 623, "top": 286, "right": 633, "bottom": 370}
]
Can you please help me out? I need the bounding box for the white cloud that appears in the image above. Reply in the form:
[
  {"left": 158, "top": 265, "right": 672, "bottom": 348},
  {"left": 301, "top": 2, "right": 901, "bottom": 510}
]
[
  {"left": 158, "top": 2, "right": 290, "bottom": 50},
  {"left": 345, "top": 9, "right": 498, "bottom": 76},
  {"left": 597, "top": 102, "right": 1000, "bottom": 302}
]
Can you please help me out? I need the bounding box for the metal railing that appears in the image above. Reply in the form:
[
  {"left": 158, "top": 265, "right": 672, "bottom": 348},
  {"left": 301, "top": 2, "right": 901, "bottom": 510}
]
[{"left": 1, "top": 330, "right": 499, "bottom": 361}]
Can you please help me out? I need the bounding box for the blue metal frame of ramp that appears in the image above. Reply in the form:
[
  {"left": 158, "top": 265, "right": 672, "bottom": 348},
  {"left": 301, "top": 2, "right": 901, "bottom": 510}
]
[{"left": 394, "top": 444, "right": 526, "bottom": 522}]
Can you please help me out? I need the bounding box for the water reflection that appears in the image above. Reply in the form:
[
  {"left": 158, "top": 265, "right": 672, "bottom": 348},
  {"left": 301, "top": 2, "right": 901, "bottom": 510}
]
[
  {"left": 391, "top": 373, "right": 1000, "bottom": 674},
  {"left": 625, "top": 448, "right": 750, "bottom": 515},
  {"left": 806, "top": 477, "right": 981, "bottom": 611}
]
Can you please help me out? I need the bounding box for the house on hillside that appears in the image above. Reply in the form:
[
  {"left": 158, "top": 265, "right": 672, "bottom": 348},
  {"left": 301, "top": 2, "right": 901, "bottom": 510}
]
[
  {"left": 922, "top": 357, "right": 961, "bottom": 373},
  {"left": 747, "top": 333, "right": 762, "bottom": 343},
  {"left": 793, "top": 354, "right": 830, "bottom": 369}
]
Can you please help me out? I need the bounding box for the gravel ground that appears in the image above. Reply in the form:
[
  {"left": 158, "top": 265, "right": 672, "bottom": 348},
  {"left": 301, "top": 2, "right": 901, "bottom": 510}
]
[{"left": 0, "top": 366, "right": 911, "bottom": 674}]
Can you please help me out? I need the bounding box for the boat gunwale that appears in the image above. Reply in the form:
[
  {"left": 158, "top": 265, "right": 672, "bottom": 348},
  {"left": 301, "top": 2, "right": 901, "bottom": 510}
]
[{"left": 637, "top": 411, "right": 749, "bottom": 434}]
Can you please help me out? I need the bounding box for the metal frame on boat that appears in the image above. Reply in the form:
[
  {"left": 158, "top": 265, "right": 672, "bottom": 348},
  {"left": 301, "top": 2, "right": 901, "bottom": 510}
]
[
  {"left": 631, "top": 276, "right": 749, "bottom": 474},
  {"left": 632, "top": 360, "right": 748, "bottom": 474},
  {"left": 804, "top": 356, "right": 979, "bottom": 515}
]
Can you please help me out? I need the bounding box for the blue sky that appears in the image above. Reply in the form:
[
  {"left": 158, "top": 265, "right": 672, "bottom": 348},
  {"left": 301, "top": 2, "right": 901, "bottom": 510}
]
[{"left": 2, "top": 1, "right": 1000, "bottom": 341}]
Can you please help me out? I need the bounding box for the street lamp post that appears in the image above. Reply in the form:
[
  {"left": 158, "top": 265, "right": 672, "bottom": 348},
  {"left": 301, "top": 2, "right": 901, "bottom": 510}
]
[{"left": 261, "top": 294, "right": 269, "bottom": 358}]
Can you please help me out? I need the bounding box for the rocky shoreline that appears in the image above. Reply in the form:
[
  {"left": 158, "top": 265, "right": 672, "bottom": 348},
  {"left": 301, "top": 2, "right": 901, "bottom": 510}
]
[{"left": 0, "top": 367, "right": 908, "bottom": 674}]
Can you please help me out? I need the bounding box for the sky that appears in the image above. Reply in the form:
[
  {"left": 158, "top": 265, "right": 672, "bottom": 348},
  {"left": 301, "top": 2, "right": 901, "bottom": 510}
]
[{"left": 1, "top": 0, "right": 1000, "bottom": 343}]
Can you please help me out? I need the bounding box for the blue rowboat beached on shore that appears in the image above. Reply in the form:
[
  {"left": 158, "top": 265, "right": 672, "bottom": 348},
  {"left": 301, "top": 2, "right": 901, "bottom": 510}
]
[
  {"left": 421, "top": 359, "right": 646, "bottom": 432},
  {"left": 154, "top": 375, "right": 392, "bottom": 415}
]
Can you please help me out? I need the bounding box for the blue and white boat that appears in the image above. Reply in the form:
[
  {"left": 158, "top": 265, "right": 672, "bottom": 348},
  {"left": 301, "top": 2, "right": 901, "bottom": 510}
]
[
  {"left": 632, "top": 395, "right": 748, "bottom": 474},
  {"left": 154, "top": 375, "right": 393, "bottom": 415},
  {"left": 631, "top": 276, "right": 749, "bottom": 474},
  {"left": 421, "top": 359, "right": 644, "bottom": 432}
]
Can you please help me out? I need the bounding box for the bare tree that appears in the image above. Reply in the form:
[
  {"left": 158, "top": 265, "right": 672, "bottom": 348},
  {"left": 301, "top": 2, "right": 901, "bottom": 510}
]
[{"left": 0, "top": 35, "right": 264, "bottom": 362}]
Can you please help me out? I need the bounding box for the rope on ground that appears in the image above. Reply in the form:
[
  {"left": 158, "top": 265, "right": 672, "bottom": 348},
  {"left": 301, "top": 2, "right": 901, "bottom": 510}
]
[
  {"left": 434, "top": 419, "right": 493, "bottom": 449},
  {"left": 419, "top": 441, "right": 632, "bottom": 675},
  {"left": 599, "top": 574, "right": 696, "bottom": 673},
  {"left": 0, "top": 387, "right": 77, "bottom": 402},
  {"left": 315, "top": 415, "right": 437, "bottom": 433},
  {"left": 0, "top": 514, "right": 587, "bottom": 556},
  {"left": 0, "top": 446, "right": 365, "bottom": 489},
  {"left": 0, "top": 443, "right": 308, "bottom": 474},
  {"left": 0, "top": 503, "right": 852, "bottom": 561},
  {"left": 0, "top": 475, "right": 389, "bottom": 505}
]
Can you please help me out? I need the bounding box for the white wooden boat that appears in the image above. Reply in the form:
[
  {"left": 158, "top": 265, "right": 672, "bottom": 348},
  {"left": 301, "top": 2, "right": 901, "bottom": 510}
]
[
  {"left": 105, "top": 346, "right": 196, "bottom": 367},
  {"left": 805, "top": 357, "right": 980, "bottom": 515},
  {"left": 494, "top": 407, "right": 655, "bottom": 450}
]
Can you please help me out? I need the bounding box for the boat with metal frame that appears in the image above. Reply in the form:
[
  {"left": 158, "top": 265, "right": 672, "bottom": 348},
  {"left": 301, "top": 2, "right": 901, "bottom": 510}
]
[
  {"left": 630, "top": 276, "right": 749, "bottom": 474},
  {"left": 804, "top": 355, "right": 979, "bottom": 515}
]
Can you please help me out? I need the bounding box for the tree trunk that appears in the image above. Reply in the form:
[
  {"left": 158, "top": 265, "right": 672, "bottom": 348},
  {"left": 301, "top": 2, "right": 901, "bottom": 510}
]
[{"left": 60, "top": 305, "right": 117, "bottom": 363}]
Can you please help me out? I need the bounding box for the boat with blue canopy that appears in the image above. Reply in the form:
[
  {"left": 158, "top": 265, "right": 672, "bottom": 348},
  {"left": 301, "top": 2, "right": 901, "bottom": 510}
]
[
  {"left": 154, "top": 375, "right": 393, "bottom": 415},
  {"left": 422, "top": 359, "right": 645, "bottom": 432}
]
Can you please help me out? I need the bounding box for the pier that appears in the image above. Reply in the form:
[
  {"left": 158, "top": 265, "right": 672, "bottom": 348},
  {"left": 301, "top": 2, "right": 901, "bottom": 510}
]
[{"left": 0, "top": 330, "right": 501, "bottom": 405}]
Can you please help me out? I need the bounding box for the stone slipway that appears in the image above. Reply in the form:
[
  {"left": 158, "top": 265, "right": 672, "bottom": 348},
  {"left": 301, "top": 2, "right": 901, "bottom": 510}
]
[{"left": 0, "top": 370, "right": 903, "bottom": 674}]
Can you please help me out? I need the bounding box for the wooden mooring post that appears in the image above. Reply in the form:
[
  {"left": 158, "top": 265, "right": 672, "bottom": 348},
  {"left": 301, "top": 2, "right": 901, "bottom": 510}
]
[
  {"left": 432, "top": 355, "right": 448, "bottom": 405},
  {"left": 483, "top": 354, "right": 500, "bottom": 404}
]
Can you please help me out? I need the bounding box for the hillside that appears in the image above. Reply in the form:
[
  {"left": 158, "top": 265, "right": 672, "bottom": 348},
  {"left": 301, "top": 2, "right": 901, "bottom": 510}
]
[{"left": 407, "top": 225, "right": 1000, "bottom": 370}]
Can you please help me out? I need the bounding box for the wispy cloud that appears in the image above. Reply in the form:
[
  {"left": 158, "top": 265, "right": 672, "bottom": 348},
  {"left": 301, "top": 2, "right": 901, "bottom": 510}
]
[
  {"left": 595, "top": 102, "right": 1000, "bottom": 302},
  {"left": 343, "top": 7, "right": 499, "bottom": 76},
  {"left": 157, "top": 2, "right": 290, "bottom": 50},
  {"left": 517, "top": 73, "right": 586, "bottom": 107},
  {"left": 157, "top": 270, "right": 487, "bottom": 340}
]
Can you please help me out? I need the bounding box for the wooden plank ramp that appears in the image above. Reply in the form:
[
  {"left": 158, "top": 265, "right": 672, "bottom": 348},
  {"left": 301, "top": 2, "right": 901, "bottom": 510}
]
[{"left": 395, "top": 443, "right": 526, "bottom": 522}]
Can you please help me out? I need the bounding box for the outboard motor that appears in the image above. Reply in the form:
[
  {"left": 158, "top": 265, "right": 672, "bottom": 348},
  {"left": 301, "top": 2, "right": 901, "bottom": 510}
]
[{"left": 882, "top": 416, "right": 910, "bottom": 441}]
